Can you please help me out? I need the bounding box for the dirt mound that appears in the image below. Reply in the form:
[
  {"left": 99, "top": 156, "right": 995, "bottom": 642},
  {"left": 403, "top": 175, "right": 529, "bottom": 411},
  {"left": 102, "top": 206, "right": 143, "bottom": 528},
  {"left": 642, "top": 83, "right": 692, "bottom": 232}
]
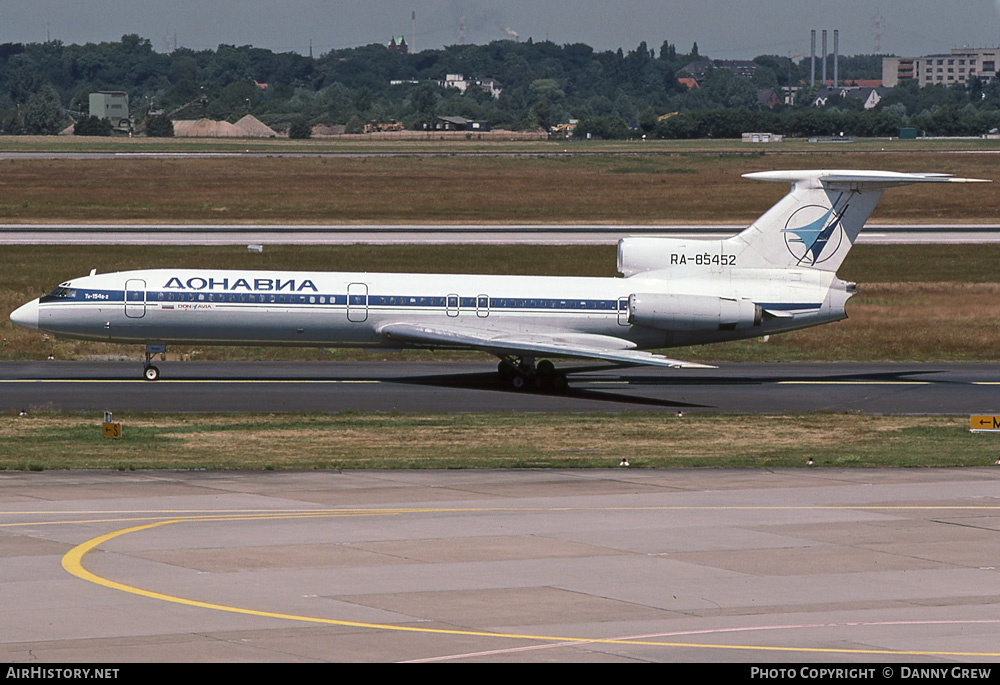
[
  {"left": 172, "top": 119, "right": 237, "bottom": 137},
  {"left": 173, "top": 116, "right": 276, "bottom": 138},
  {"left": 233, "top": 115, "right": 277, "bottom": 137}
]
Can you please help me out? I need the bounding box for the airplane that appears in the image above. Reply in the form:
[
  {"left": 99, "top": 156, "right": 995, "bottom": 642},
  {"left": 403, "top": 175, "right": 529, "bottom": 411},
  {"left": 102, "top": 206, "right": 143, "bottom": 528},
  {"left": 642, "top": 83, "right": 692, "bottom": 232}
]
[{"left": 9, "top": 169, "right": 987, "bottom": 390}]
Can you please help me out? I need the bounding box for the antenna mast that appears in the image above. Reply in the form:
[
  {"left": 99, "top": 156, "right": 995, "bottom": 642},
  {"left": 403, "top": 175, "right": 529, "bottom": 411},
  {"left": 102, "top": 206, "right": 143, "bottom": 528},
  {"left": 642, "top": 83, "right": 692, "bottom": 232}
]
[{"left": 872, "top": 8, "right": 886, "bottom": 53}]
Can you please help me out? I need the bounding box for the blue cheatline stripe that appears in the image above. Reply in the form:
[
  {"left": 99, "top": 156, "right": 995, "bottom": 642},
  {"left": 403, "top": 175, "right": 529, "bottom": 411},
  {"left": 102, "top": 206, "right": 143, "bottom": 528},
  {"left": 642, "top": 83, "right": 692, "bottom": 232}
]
[
  {"left": 45, "top": 289, "right": 632, "bottom": 313},
  {"left": 45, "top": 289, "right": 817, "bottom": 314}
]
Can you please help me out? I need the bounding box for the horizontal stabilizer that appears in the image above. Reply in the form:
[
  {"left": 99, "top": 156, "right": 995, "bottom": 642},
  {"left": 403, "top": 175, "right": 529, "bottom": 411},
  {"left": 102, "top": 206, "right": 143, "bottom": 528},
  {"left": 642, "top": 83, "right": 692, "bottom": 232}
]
[
  {"left": 761, "top": 308, "right": 794, "bottom": 320},
  {"left": 742, "top": 169, "right": 990, "bottom": 189}
]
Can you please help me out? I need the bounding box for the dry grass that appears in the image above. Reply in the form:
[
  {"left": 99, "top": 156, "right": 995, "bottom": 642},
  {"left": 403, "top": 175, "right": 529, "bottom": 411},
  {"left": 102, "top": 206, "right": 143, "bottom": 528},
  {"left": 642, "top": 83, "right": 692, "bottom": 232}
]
[
  {"left": 677, "top": 281, "right": 1000, "bottom": 362},
  {"left": 0, "top": 413, "right": 989, "bottom": 470},
  {"left": 0, "top": 151, "right": 997, "bottom": 224},
  {"left": 846, "top": 282, "right": 1000, "bottom": 359}
]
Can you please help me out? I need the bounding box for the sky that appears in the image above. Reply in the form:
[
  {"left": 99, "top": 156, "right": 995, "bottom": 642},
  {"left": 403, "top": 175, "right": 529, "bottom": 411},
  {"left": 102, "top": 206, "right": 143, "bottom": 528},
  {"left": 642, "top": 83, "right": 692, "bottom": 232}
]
[{"left": 2, "top": 0, "right": 1000, "bottom": 60}]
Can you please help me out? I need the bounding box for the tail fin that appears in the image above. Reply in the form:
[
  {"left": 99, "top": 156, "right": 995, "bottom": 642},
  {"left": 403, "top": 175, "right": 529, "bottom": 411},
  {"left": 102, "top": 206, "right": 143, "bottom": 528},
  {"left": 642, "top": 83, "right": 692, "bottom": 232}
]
[
  {"left": 727, "top": 170, "right": 987, "bottom": 272},
  {"left": 617, "top": 170, "right": 987, "bottom": 278}
]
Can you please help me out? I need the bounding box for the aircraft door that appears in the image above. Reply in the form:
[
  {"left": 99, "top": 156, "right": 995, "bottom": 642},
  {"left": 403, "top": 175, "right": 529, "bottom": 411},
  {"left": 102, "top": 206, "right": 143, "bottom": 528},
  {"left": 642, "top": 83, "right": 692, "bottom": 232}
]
[
  {"left": 617, "top": 297, "right": 630, "bottom": 326},
  {"left": 476, "top": 294, "right": 489, "bottom": 318},
  {"left": 125, "top": 279, "right": 146, "bottom": 319},
  {"left": 446, "top": 293, "right": 459, "bottom": 317},
  {"left": 347, "top": 282, "right": 368, "bottom": 322}
]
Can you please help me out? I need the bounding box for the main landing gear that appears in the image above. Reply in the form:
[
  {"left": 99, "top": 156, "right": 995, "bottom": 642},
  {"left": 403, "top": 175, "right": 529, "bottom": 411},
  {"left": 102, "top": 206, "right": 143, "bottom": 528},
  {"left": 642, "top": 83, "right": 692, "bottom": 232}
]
[
  {"left": 143, "top": 343, "right": 166, "bottom": 381},
  {"left": 497, "top": 356, "right": 569, "bottom": 393}
]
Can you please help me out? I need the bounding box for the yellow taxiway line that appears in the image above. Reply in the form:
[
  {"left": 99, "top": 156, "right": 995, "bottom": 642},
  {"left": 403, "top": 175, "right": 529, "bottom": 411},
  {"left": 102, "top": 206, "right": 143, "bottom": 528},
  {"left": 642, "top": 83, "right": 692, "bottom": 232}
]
[{"left": 54, "top": 507, "right": 1000, "bottom": 659}]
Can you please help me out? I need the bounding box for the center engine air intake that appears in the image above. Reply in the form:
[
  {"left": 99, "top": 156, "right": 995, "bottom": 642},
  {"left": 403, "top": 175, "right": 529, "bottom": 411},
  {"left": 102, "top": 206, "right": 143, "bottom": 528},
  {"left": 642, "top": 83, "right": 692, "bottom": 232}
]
[
  {"left": 628, "top": 293, "right": 763, "bottom": 331},
  {"left": 618, "top": 237, "right": 679, "bottom": 277}
]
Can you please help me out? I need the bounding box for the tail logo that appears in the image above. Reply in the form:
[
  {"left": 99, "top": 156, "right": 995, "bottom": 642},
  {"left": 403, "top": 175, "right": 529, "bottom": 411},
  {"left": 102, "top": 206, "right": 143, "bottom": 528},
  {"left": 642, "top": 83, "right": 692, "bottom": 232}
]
[{"left": 781, "top": 204, "right": 845, "bottom": 265}]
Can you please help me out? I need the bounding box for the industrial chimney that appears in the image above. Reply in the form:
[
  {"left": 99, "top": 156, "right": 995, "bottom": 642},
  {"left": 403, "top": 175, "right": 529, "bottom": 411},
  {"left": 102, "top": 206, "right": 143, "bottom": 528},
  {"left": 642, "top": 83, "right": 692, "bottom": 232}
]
[
  {"left": 833, "top": 29, "right": 839, "bottom": 87},
  {"left": 822, "top": 30, "right": 828, "bottom": 85},
  {"left": 811, "top": 30, "right": 816, "bottom": 87}
]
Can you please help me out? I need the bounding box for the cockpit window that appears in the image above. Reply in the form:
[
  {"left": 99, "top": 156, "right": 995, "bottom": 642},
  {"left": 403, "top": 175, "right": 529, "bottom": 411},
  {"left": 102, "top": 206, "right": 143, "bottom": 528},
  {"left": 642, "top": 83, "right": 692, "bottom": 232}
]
[{"left": 47, "top": 287, "right": 77, "bottom": 299}]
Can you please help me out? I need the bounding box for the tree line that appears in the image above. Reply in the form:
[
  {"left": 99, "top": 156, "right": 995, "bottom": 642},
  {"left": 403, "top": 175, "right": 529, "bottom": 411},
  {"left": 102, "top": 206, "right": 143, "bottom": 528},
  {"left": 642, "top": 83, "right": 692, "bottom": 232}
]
[{"left": 1, "top": 34, "right": 998, "bottom": 138}]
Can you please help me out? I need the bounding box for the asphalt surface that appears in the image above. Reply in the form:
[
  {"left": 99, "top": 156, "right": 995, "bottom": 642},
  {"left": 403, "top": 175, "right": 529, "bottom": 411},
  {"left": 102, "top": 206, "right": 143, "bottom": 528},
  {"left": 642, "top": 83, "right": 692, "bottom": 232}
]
[
  {"left": 2, "top": 223, "right": 999, "bottom": 245},
  {"left": 2, "top": 360, "right": 998, "bottom": 414},
  {"left": 3, "top": 468, "right": 999, "bottom": 663}
]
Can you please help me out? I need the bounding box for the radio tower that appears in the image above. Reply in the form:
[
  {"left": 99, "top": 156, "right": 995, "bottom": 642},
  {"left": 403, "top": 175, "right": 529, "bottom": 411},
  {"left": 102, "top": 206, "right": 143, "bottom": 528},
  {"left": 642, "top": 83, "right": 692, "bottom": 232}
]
[
  {"left": 458, "top": 13, "right": 467, "bottom": 45},
  {"left": 872, "top": 8, "right": 886, "bottom": 53}
]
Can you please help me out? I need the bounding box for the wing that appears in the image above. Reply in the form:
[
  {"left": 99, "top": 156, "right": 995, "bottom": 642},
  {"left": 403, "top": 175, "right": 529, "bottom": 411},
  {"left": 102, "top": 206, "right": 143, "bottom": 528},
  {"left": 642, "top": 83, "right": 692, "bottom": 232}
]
[{"left": 377, "top": 322, "right": 716, "bottom": 370}]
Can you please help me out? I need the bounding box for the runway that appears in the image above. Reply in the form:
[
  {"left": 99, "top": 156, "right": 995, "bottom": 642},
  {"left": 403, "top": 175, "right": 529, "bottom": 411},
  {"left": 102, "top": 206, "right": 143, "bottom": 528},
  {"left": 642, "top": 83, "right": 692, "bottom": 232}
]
[
  {"left": 2, "top": 361, "right": 998, "bottom": 414},
  {"left": 2, "top": 223, "right": 999, "bottom": 245},
  {"left": 3, "top": 468, "right": 999, "bottom": 663}
]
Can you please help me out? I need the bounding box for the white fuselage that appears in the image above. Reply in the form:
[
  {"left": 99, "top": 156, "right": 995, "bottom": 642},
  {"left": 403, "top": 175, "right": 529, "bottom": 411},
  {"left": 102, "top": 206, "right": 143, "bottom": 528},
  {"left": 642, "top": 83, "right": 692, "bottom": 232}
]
[{"left": 16, "top": 266, "right": 849, "bottom": 351}]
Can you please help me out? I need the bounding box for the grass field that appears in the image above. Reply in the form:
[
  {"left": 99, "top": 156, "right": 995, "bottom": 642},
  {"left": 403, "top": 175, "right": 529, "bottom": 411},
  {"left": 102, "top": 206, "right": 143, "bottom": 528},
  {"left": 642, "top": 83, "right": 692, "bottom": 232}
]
[
  {"left": 0, "top": 140, "right": 997, "bottom": 224},
  {"left": 1, "top": 413, "right": 993, "bottom": 471}
]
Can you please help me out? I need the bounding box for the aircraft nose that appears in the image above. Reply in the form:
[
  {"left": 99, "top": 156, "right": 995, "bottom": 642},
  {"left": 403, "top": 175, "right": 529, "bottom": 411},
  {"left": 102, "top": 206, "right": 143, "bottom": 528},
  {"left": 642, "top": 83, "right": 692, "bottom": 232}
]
[{"left": 10, "top": 299, "right": 39, "bottom": 331}]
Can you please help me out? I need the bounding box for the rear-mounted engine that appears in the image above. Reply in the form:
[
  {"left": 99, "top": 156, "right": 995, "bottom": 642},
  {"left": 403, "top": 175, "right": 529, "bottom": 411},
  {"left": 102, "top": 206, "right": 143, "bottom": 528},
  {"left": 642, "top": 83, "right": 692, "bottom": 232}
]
[{"left": 628, "top": 293, "right": 762, "bottom": 331}]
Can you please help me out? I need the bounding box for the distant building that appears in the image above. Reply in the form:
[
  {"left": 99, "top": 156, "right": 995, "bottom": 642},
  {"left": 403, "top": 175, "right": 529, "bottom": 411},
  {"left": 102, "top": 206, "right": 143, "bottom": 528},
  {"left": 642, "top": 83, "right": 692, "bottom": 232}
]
[
  {"left": 443, "top": 74, "right": 467, "bottom": 91},
  {"left": 842, "top": 79, "right": 883, "bottom": 89},
  {"left": 440, "top": 74, "right": 503, "bottom": 99},
  {"left": 679, "top": 59, "right": 759, "bottom": 82},
  {"left": 883, "top": 48, "right": 999, "bottom": 87},
  {"left": 812, "top": 87, "right": 845, "bottom": 107},
  {"left": 812, "top": 86, "right": 889, "bottom": 110},
  {"left": 845, "top": 86, "right": 889, "bottom": 110},
  {"left": 882, "top": 58, "right": 918, "bottom": 87},
  {"left": 89, "top": 91, "right": 129, "bottom": 126},
  {"left": 388, "top": 36, "right": 408, "bottom": 55},
  {"left": 757, "top": 88, "right": 780, "bottom": 109},
  {"left": 477, "top": 77, "right": 503, "bottom": 99},
  {"left": 435, "top": 116, "right": 491, "bottom": 131},
  {"left": 742, "top": 132, "right": 783, "bottom": 143}
]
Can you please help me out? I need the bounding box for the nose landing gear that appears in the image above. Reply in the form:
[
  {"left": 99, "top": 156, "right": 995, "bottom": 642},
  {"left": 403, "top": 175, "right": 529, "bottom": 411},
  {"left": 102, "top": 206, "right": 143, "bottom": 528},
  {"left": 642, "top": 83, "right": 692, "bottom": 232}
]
[{"left": 143, "top": 343, "right": 166, "bottom": 381}]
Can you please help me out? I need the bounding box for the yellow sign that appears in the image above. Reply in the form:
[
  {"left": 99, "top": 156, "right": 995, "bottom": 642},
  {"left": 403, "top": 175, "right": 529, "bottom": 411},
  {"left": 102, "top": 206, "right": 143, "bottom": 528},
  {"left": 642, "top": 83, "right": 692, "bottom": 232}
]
[
  {"left": 102, "top": 422, "right": 122, "bottom": 439},
  {"left": 970, "top": 415, "right": 1000, "bottom": 432}
]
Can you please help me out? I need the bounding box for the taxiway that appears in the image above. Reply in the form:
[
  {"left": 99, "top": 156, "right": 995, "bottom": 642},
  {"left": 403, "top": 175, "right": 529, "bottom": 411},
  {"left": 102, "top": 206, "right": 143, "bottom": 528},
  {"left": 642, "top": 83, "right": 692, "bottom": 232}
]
[{"left": 3, "top": 468, "right": 999, "bottom": 663}]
